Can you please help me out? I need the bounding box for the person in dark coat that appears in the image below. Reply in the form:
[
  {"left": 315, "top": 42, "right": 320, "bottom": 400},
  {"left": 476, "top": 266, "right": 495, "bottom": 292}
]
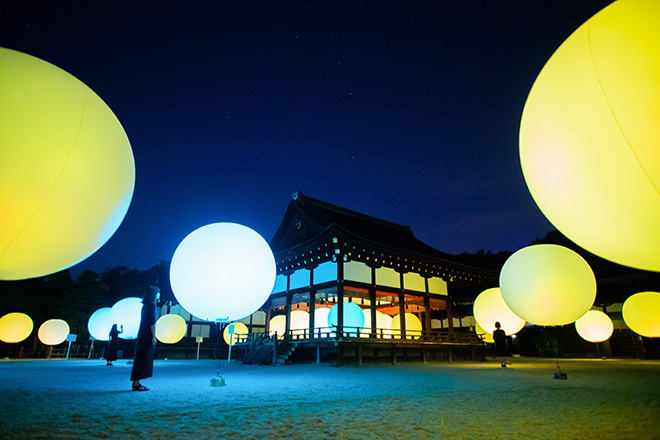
[
  {"left": 105, "top": 324, "right": 122, "bottom": 366},
  {"left": 493, "top": 321, "right": 508, "bottom": 368},
  {"left": 130, "top": 286, "right": 160, "bottom": 391}
]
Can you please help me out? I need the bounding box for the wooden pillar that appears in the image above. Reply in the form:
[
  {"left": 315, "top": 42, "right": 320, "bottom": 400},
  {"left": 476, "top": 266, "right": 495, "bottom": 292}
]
[
  {"left": 446, "top": 296, "right": 454, "bottom": 333},
  {"left": 357, "top": 342, "right": 362, "bottom": 366},
  {"left": 370, "top": 267, "right": 377, "bottom": 338},
  {"left": 265, "top": 296, "right": 273, "bottom": 334},
  {"left": 317, "top": 343, "right": 321, "bottom": 364},
  {"left": 309, "top": 288, "right": 316, "bottom": 339},
  {"left": 423, "top": 292, "right": 432, "bottom": 337},
  {"left": 337, "top": 253, "right": 344, "bottom": 336},
  {"left": 285, "top": 290, "right": 292, "bottom": 335},
  {"left": 398, "top": 290, "right": 406, "bottom": 339},
  {"left": 391, "top": 343, "right": 397, "bottom": 365}
]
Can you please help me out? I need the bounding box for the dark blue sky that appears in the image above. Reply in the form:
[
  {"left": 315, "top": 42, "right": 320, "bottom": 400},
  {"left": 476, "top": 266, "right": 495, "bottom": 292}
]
[{"left": 1, "top": 0, "right": 615, "bottom": 276}]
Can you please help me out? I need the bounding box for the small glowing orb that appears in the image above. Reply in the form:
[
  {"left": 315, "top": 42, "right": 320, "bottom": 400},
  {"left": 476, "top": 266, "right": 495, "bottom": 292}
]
[
  {"left": 0, "top": 312, "right": 33, "bottom": 343},
  {"left": 269, "top": 315, "right": 286, "bottom": 339},
  {"left": 390, "top": 313, "right": 423, "bottom": 339},
  {"left": 314, "top": 307, "right": 331, "bottom": 336},
  {"left": 222, "top": 322, "right": 249, "bottom": 346},
  {"left": 0, "top": 48, "right": 135, "bottom": 280},
  {"left": 155, "top": 314, "right": 187, "bottom": 344},
  {"left": 500, "top": 245, "right": 596, "bottom": 326},
  {"left": 623, "top": 291, "right": 660, "bottom": 338},
  {"left": 328, "top": 302, "right": 365, "bottom": 335},
  {"left": 290, "top": 310, "right": 310, "bottom": 336},
  {"left": 473, "top": 288, "right": 526, "bottom": 336},
  {"left": 87, "top": 307, "right": 112, "bottom": 341},
  {"left": 475, "top": 323, "right": 494, "bottom": 344},
  {"left": 109, "top": 297, "right": 142, "bottom": 340},
  {"left": 519, "top": 1, "right": 660, "bottom": 271},
  {"left": 575, "top": 310, "right": 614, "bottom": 343},
  {"left": 38, "top": 319, "right": 70, "bottom": 346},
  {"left": 170, "top": 223, "right": 276, "bottom": 322}
]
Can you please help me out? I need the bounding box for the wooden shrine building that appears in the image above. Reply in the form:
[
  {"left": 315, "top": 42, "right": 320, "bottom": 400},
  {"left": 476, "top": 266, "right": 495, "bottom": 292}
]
[{"left": 240, "top": 192, "right": 499, "bottom": 365}]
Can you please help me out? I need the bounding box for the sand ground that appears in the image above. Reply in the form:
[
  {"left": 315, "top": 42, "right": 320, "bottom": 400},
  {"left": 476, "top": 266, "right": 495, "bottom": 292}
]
[{"left": 0, "top": 356, "right": 659, "bottom": 439}]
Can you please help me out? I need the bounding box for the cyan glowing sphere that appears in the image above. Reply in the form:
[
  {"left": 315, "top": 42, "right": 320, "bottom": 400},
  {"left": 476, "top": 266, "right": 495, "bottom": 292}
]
[
  {"left": 269, "top": 315, "right": 286, "bottom": 339},
  {"left": 520, "top": 0, "right": 660, "bottom": 271},
  {"left": 314, "top": 307, "right": 331, "bottom": 336},
  {"left": 500, "top": 245, "right": 596, "bottom": 326},
  {"left": 475, "top": 322, "right": 494, "bottom": 344},
  {"left": 170, "top": 223, "right": 276, "bottom": 322},
  {"left": 390, "top": 313, "right": 423, "bottom": 339},
  {"left": 155, "top": 314, "right": 187, "bottom": 344},
  {"left": 473, "top": 288, "right": 526, "bottom": 336},
  {"left": 0, "top": 312, "right": 33, "bottom": 343},
  {"left": 623, "top": 291, "right": 660, "bottom": 338},
  {"left": 290, "top": 310, "right": 310, "bottom": 336},
  {"left": 109, "top": 297, "right": 142, "bottom": 340},
  {"left": 87, "top": 307, "right": 112, "bottom": 341},
  {"left": 0, "top": 48, "right": 135, "bottom": 280},
  {"left": 328, "top": 302, "right": 365, "bottom": 334},
  {"left": 223, "top": 321, "right": 249, "bottom": 346},
  {"left": 38, "top": 319, "right": 70, "bottom": 346},
  {"left": 575, "top": 310, "right": 613, "bottom": 343}
]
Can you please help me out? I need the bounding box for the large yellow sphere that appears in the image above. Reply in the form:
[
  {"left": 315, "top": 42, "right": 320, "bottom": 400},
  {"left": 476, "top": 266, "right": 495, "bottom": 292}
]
[
  {"left": 269, "top": 315, "right": 286, "bottom": 339},
  {"left": 473, "top": 287, "right": 526, "bottom": 336},
  {"left": 222, "top": 321, "right": 249, "bottom": 346},
  {"left": 37, "top": 319, "right": 70, "bottom": 346},
  {"left": 155, "top": 314, "right": 187, "bottom": 344},
  {"left": 0, "top": 48, "right": 135, "bottom": 280},
  {"left": 575, "top": 310, "right": 614, "bottom": 343},
  {"left": 290, "top": 310, "right": 310, "bottom": 336},
  {"left": 500, "top": 245, "right": 596, "bottom": 326},
  {"left": 622, "top": 291, "right": 660, "bottom": 337},
  {"left": 475, "top": 322, "right": 494, "bottom": 344},
  {"left": 0, "top": 312, "right": 33, "bottom": 343},
  {"left": 390, "top": 313, "right": 423, "bottom": 339},
  {"left": 520, "top": 0, "right": 660, "bottom": 272}
]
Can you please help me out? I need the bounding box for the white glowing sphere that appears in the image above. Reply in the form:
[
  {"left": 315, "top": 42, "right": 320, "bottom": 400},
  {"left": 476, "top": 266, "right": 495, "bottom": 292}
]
[
  {"left": 519, "top": 1, "right": 660, "bottom": 271},
  {"left": 269, "top": 315, "right": 286, "bottom": 339},
  {"left": 473, "top": 287, "right": 526, "bottom": 336},
  {"left": 155, "top": 314, "right": 187, "bottom": 344},
  {"left": 475, "top": 322, "right": 494, "bottom": 344},
  {"left": 0, "top": 48, "right": 135, "bottom": 280},
  {"left": 290, "top": 310, "right": 310, "bottom": 336},
  {"left": 109, "top": 297, "right": 142, "bottom": 340},
  {"left": 391, "top": 313, "right": 423, "bottom": 339},
  {"left": 87, "top": 307, "right": 112, "bottom": 341},
  {"left": 170, "top": 223, "right": 276, "bottom": 322},
  {"left": 575, "top": 310, "right": 614, "bottom": 343},
  {"left": 223, "top": 322, "right": 249, "bottom": 346},
  {"left": 0, "top": 312, "right": 33, "bottom": 343},
  {"left": 500, "top": 245, "right": 596, "bottom": 326},
  {"left": 328, "top": 302, "right": 365, "bottom": 335},
  {"left": 314, "top": 307, "right": 331, "bottom": 336},
  {"left": 38, "top": 319, "right": 70, "bottom": 346},
  {"left": 360, "top": 309, "right": 392, "bottom": 338},
  {"left": 623, "top": 291, "right": 660, "bottom": 338}
]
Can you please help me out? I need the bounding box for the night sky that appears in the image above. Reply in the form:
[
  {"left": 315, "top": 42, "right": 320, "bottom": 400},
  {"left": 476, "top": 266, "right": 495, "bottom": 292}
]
[{"left": 1, "top": 0, "right": 615, "bottom": 277}]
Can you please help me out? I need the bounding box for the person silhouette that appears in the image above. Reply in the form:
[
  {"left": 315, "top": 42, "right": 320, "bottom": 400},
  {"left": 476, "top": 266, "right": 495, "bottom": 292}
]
[
  {"left": 130, "top": 286, "right": 160, "bottom": 391},
  {"left": 105, "top": 323, "right": 122, "bottom": 366},
  {"left": 493, "top": 321, "right": 508, "bottom": 368}
]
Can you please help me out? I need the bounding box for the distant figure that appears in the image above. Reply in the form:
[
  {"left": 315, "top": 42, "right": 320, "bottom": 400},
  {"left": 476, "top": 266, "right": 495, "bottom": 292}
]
[
  {"left": 493, "top": 321, "right": 508, "bottom": 368},
  {"left": 106, "top": 324, "right": 122, "bottom": 366},
  {"left": 130, "top": 286, "right": 160, "bottom": 391}
]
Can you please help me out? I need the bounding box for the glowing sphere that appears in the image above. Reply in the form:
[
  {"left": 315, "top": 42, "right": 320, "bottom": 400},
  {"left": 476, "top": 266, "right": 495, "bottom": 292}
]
[
  {"left": 473, "top": 288, "right": 526, "bottom": 336},
  {"left": 314, "top": 307, "right": 331, "bottom": 336},
  {"left": 87, "top": 307, "right": 112, "bottom": 341},
  {"left": 269, "top": 315, "right": 286, "bottom": 339},
  {"left": 0, "top": 312, "right": 33, "bottom": 343},
  {"left": 475, "top": 323, "right": 494, "bottom": 344},
  {"left": 38, "top": 319, "right": 70, "bottom": 346},
  {"left": 575, "top": 310, "right": 614, "bottom": 343},
  {"left": 109, "top": 297, "right": 142, "bottom": 340},
  {"left": 622, "top": 291, "right": 660, "bottom": 338},
  {"left": 155, "top": 314, "right": 187, "bottom": 344},
  {"left": 170, "top": 223, "right": 276, "bottom": 322},
  {"left": 0, "top": 48, "right": 135, "bottom": 280},
  {"left": 519, "top": 0, "right": 660, "bottom": 271},
  {"left": 328, "top": 302, "right": 365, "bottom": 335},
  {"left": 500, "top": 245, "right": 596, "bottom": 326},
  {"left": 391, "top": 313, "right": 423, "bottom": 339},
  {"left": 290, "top": 310, "right": 310, "bottom": 336},
  {"left": 360, "top": 310, "right": 392, "bottom": 338},
  {"left": 222, "top": 322, "right": 249, "bottom": 346}
]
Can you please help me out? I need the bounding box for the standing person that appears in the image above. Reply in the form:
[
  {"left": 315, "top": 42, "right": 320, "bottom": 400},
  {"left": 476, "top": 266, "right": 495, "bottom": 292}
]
[
  {"left": 493, "top": 321, "right": 508, "bottom": 368},
  {"left": 105, "top": 324, "right": 122, "bottom": 366},
  {"left": 130, "top": 285, "right": 160, "bottom": 391}
]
